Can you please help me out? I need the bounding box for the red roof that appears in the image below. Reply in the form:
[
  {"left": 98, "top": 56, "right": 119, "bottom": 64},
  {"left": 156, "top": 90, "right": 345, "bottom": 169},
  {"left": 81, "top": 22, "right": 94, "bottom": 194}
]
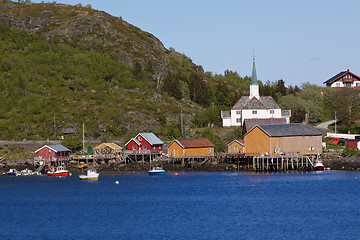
[
  {"left": 237, "top": 139, "right": 244, "bottom": 145},
  {"left": 175, "top": 138, "right": 215, "bottom": 148},
  {"left": 244, "top": 118, "right": 287, "bottom": 134}
]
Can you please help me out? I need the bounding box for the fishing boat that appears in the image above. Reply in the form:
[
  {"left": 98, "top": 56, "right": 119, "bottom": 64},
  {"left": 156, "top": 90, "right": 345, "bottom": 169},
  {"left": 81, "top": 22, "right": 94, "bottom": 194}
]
[
  {"left": 79, "top": 169, "right": 99, "bottom": 180},
  {"left": 148, "top": 166, "right": 165, "bottom": 175},
  {"left": 47, "top": 166, "right": 69, "bottom": 176},
  {"left": 8, "top": 169, "right": 18, "bottom": 176},
  {"left": 314, "top": 159, "right": 325, "bottom": 171}
]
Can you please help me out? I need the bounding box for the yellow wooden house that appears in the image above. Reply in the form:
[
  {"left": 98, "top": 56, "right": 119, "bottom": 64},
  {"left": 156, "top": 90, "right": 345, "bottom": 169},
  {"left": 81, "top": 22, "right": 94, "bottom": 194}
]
[
  {"left": 244, "top": 123, "right": 322, "bottom": 156},
  {"left": 167, "top": 138, "right": 215, "bottom": 158},
  {"left": 227, "top": 139, "right": 245, "bottom": 154}
]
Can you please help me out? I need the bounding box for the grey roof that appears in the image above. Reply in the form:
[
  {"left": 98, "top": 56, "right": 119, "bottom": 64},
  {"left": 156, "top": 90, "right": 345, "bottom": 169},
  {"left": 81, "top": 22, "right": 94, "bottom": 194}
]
[
  {"left": 232, "top": 96, "right": 280, "bottom": 110},
  {"left": 139, "top": 132, "right": 164, "bottom": 145},
  {"left": 251, "top": 123, "right": 322, "bottom": 137},
  {"left": 323, "top": 70, "right": 360, "bottom": 84},
  {"left": 47, "top": 145, "right": 71, "bottom": 152},
  {"left": 221, "top": 111, "right": 230, "bottom": 118},
  {"left": 323, "top": 71, "right": 347, "bottom": 84}
]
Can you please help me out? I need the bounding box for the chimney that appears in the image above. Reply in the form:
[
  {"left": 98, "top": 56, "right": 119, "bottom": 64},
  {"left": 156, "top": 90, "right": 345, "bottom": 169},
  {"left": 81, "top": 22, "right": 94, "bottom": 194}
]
[{"left": 304, "top": 113, "right": 308, "bottom": 124}]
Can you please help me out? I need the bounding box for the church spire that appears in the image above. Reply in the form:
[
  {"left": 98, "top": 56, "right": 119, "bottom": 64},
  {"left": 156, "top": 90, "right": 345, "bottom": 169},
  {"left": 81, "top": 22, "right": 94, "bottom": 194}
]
[
  {"left": 251, "top": 55, "right": 258, "bottom": 85},
  {"left": 249, "top": 53, "right": 260, "bottom": 99}
]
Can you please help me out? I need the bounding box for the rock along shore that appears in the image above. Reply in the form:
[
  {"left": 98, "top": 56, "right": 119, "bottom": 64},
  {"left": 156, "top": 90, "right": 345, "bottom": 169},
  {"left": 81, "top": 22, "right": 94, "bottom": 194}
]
[{"left": 2, "top": 153, "right": 360, "bottom": 175}]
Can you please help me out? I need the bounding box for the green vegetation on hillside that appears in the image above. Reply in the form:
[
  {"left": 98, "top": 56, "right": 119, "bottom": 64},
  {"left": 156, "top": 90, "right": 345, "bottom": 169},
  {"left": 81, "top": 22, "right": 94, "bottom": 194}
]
[{"left": 1, "top": 1, "right": 360, "bottom": 154}]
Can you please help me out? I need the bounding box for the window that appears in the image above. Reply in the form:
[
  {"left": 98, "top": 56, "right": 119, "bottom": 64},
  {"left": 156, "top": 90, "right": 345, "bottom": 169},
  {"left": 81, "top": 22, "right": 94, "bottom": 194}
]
[
  {"left": 132, "top": 145, "right": 137, "bottom": 150},
  {"left": 236, "top": 111, "right": 241, "bottom": 115},
  {"left": 356, "top": 83, "right": 360, "bottom": 87},
  {"left": 236, "top": 118, "right": 241, "bottom": 123},
  {"left": 208, "top": 147, "right": 211, "bottom": 153},
  {"left": 143, "top": 145, "right": 147, "bottom": 150},
  {"left": 336, "top": 83, "right": 340, "bottom": 87},
  {"left": 138, "top": 136, "right": 142, "bottom": 141},
  {"left": 274, "top": 147, "right": 280, "bottom": 154},
  {"left": 270, "top": 110, "right": 274, "bottom": 114},
  {"left": 344, "top": 82, "right": 352, "bottom": 87},
  {"left": 308, "top": 145, "right": 314, "bottom": 151},
  {"left": 252, "top": 110, "right": 257, "bottom": 114}
]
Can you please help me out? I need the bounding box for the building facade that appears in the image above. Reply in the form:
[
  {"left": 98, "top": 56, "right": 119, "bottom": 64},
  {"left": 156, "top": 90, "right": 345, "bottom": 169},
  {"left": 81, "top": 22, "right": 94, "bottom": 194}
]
[
  {"left": 35, "top": 144, "right": 71, "bottom": 160},
  {"left": 167, "top": 138, "right": 215, "bottom": 158},
  {"left": 221, "top": 58, "right": 291, "bottom": 127},
  {"left": 323, "top": 69, "right": 360, "bottom": 89},
  {"left": 227, "top": 139, "right": 245, "bottom": 154},
  {"left": 244, "top": 123, "right": 322, "bottom": 156},
  {"left": 125, "top": 132, "right": 164, "bottom": 153}
]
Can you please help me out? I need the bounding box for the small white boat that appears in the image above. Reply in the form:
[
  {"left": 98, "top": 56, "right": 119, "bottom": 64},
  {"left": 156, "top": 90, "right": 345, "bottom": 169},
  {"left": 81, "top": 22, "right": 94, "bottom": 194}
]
[
  {"left": 20, "top": 168, "right": 34, "bottom": 176},
  {"left": 8, "top": 169, "right": 18, "bottom": 176},
  {"left": 148, "top": 166, "right": 165, "bottom": 175},
  {"left": 79, "top": 169, "right": 99, "bottom": 180}
]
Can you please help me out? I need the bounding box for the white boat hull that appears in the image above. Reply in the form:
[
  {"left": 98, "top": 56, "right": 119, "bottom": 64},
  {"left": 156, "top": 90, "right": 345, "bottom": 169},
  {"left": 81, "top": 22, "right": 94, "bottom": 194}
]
[{"left": 79, "top": 169, "right": 99, "bottom": 180}]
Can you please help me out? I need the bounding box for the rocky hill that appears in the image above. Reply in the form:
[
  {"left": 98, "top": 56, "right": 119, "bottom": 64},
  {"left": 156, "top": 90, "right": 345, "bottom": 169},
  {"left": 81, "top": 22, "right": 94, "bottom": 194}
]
[
  {"left": 0, "top": 1, "right": 214, "bottom": 142},
  {"left": 0, "top": 1, "right": 200, "bottom": 74}
]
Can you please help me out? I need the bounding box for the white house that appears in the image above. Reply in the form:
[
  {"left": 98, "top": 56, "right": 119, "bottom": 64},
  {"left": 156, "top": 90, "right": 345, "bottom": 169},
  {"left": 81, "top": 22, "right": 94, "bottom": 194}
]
[
  {"left": 221, "top": 58, "right": 291, "bottom": 127},
  {"left": 323, "top": 69, "right": 360, "bottom": 89}
]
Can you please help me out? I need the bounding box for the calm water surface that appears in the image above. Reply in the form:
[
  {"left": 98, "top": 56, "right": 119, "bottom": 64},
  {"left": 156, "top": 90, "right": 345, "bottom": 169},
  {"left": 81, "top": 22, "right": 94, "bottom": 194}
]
[{"left": 1, "top": 171, "right": 360, "bottom": 239}]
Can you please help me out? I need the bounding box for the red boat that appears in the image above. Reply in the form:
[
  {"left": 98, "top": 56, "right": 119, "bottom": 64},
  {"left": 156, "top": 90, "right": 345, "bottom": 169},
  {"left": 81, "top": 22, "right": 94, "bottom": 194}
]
[
  {"left": 314, "top": 159, "right": 325, "bottom": 171},
  {"left": 47, "top": 166, "right": 69, "bottom": 176}
]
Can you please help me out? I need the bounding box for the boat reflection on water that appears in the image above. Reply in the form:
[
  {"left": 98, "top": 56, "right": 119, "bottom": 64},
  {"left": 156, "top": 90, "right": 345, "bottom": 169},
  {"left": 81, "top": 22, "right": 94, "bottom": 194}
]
[{"left": 79, "top": 169, "right": 100, "bottom": 180}]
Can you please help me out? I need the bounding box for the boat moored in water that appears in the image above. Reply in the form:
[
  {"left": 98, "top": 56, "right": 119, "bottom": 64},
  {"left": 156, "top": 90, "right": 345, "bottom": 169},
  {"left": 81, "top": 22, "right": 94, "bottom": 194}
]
[
  {"left": 148, "top": 166, "right": 165, "bottom": 175},
  {"left": 79, "top": 169, "right": 99, "bottom": 180},
  {"left": 8, "top": 169, "right": 18, "bottom": 176},
  {"left": 314, "top": 159, "right": 325, "bottom": 171},
  {"left": 47, "top": 166, "right": 69, "bottom": 176}
]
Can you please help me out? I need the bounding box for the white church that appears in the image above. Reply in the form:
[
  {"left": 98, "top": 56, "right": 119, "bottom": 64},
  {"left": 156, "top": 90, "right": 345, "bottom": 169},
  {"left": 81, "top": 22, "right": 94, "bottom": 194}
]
[{"left": 221, "top": 59, "right": 291, "bottom": 127}]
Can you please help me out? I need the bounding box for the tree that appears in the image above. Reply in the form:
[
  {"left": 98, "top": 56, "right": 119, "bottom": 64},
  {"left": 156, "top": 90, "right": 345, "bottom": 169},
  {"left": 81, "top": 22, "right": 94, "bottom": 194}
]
[
  {"left": 330, "top": 88, "right": 360, "bottom": 133},
  {"left": 298, "top": 84, "right": 324, "bottom": 123},
  {"left": 279, "top": 95, "right": 307, "bottom": 123},
  {"left": 61, "top": 137, "right": 82, "bottom": 152}
]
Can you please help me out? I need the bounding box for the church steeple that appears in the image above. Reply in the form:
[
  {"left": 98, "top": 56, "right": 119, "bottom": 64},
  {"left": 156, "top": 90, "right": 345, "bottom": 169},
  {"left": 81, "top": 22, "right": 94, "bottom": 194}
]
[
  {"left": 249, "top": 55, "right": 260, "bottom": 99},
  {"left": 251, "top": 55, "right": 258, "bottom": 85}
]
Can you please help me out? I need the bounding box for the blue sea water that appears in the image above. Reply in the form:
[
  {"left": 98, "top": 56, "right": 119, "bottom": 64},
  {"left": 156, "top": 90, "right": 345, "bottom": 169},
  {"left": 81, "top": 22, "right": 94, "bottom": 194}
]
[{"left": 1, "top": 171, "right": 360, "bottom": 240}]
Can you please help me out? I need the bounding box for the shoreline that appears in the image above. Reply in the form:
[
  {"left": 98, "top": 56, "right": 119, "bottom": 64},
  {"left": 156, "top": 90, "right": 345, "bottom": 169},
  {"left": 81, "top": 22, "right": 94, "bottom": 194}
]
[{"left": 2, "top": 154, "right": 360, "bottom": 174}]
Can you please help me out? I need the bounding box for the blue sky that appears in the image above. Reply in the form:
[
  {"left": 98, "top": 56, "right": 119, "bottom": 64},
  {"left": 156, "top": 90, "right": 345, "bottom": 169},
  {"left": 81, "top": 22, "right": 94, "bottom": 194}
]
[{"left": 33, "top": 0, "right": 360, "bottom": 86}]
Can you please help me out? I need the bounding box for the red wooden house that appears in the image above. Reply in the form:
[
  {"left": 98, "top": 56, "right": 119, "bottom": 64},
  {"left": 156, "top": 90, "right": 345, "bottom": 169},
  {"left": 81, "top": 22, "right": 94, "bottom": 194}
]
[
  {"left": 125, "top": 132, "right": 164, "bottom": 153},
  {"left": 35, "top": 144, "right": 71, "bottom": 161}
]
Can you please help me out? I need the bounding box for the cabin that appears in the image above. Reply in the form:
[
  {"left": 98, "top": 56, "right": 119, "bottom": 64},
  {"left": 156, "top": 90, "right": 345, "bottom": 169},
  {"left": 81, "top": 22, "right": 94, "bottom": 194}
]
[
  {"left": 167, "top": 138, "right": 215, "bottom": 158},
  {"left": 125, "top": 132, "right": 164, "bottom": 153},
  {"left": 244, "top": 123, "right": 322, "bottom": 156},
  {"left": 242, "top": 118, "right": 287, "bottom": 135},
  {"left": 323, "top": 69, "right": 360, "bottom": 89},
  {"left": 93, "top": 142, "right": 122, "bottom": 158},
  {"left": 35, "top": 144, "right": 71, "bottom": 161},
  {"left": 227, "top": 139, "right": 245, "bottom": 154}
]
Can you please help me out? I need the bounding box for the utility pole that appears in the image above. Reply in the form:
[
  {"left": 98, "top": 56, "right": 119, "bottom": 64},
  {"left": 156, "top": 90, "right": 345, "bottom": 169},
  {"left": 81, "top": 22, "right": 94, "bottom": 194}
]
[
  {"left": 82, "top": 122, "right": 85, "bottom": 153},
  {"left": 335, "top": 111, "right": 337, "bottom": 133},
  {"left": 308, "top": 107, "right": 310, "bottom": 122},
  {"left": 54, "top": 113, "right": 56, "bottom": 137},
  {"left": 180, "top": 111, "right": 183, "bottom": 137}
]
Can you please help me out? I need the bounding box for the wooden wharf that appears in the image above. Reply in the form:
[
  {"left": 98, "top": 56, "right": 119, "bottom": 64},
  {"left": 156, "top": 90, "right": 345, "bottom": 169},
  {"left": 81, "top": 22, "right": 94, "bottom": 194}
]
[
  {"left": 163, "top": 153, "right": 316, "bottom": 172},
  {"left": 34, "top": 150, "right": 317, "bottom": 172},
  {"left": 251, "top": 155, "right": 315, "bottom": 172}
]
